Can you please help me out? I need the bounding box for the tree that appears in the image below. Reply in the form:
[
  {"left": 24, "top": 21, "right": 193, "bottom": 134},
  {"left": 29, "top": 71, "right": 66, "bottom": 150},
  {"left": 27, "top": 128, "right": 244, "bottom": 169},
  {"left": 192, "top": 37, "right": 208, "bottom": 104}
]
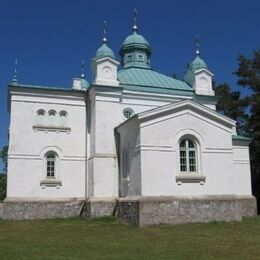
[
  {"left": 0, "top": 145, "right": 8, "bottom": 173},
  {"left": 0, "top": 175, "right": 7, "bottom": 201},
  {"left": 234, "top": 50, "right": 260, "bottom": 212},
  {"left": 214, "top": 83, "right": 249, "bottom": 135},
  {"left": 0, "top": 145, "right": 8, "bottom": 201}
]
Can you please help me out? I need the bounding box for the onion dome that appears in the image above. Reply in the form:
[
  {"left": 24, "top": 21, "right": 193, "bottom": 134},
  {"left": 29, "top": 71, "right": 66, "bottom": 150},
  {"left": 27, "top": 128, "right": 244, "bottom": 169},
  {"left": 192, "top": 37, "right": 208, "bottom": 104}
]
[
  {"left": 184, "top": 38, "right": 208, "bottom": 87},
  {"left": 94, "top": 21, "right": 115, "bottom": 60},
  {"left": 95, "top": 42, "right": 115, "bottom": 59},
  {"left": 119, "top": 11, "right": 152, "bottom": 69},
  {"left": 189, "top": 55, "right": 207, "bottom": 71}
]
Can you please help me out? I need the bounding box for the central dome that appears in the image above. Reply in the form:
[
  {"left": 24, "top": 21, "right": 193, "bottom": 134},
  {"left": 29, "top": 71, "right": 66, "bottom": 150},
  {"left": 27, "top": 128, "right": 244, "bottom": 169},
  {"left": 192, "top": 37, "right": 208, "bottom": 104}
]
[
  {"left": 122, "top": 31, "right": 150, "bottom": 47},
  {"left": 119, "top": 29, "right": 152, "bottom": 69}
]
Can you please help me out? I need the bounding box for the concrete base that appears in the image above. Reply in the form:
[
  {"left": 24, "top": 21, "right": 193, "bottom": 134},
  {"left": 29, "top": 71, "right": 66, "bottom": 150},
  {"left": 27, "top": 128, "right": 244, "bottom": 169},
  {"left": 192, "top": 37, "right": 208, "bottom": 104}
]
[{"left": 117, "top": 195, "right": 257, "bottom": 227}]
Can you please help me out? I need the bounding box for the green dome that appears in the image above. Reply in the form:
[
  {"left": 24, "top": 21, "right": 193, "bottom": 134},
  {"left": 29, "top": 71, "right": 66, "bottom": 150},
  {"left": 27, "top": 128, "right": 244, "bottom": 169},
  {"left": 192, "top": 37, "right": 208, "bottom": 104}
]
[
  {"left": 184, "top": 55, "right": 208, "bottom": 87},
  {"left": 190, "top": 55, "right": 207, "bottom": 70},
  {"left": 122, "top": 31, "right": 150, "bottom": 48},
  {"left": 80, "top": 78, "right": 89, "bottom": 89},
  {"left": 95, "top": 43, "right": 115, "bottom": 59},
  {"left": 120, "top": 30, "right": 152, "bottom": 69}
]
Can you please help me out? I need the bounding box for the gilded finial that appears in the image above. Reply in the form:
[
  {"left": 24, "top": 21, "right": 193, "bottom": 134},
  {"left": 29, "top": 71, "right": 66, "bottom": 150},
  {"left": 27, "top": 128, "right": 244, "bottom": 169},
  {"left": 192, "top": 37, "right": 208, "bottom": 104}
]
[
  {"left": 133, "top": 8, "right": 138, "bottom": 31},
  {"left": 103, "top": 20, "right": 108, "bottom": 43},
  {"left": 12, "top": 59, "right": 18, "bottom": 84},
  {"left": 81, "top": 59, "right": 85, "bottom": 79},
  {"left": 194, "top": 35, "right": 200, "bottom": 56}
]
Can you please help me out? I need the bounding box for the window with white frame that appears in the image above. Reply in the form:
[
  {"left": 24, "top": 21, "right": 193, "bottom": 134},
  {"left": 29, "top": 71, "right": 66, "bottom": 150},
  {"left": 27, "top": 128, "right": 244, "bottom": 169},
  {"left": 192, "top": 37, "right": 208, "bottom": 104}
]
[
  {"left": 59, "top": 110, "right": 67, "bottom": 127},
  {"left": 45, "top": 152, "right": 57, "bottom": 178},
  {"left": 179, "top": 139, "right": 197, "bottom": 173},
  {"left": 33, "top": 109, "right": 70, "bottom": 133},
  {"left": 36, "top": 109, "right": 46, "bottom": 125},
  {"left": 48, "top": 110, "right": 57, "bottom": 126}
]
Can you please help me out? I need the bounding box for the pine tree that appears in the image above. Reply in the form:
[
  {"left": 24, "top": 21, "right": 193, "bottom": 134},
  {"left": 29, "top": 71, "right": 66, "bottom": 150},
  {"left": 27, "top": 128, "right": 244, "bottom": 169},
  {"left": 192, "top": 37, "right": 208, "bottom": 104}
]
[{"left": 234, "top": 50, "right": 260, "bottom": 212}]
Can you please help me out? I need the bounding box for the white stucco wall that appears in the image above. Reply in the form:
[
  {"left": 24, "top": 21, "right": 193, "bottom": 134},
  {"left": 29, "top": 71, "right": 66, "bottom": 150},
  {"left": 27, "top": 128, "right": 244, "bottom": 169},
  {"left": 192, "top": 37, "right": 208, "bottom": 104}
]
[
  {"left": 7, "top": 89, "right": 86, "bottom": 199},
  {"left": 232, "top": 144, "right": 252, "bottom": 195},
  {"left": 119, "top": 104, "right": 249, "bottom": 197},
  {"left": 87, "top": 87, "right": 191, "bottom": 198}
]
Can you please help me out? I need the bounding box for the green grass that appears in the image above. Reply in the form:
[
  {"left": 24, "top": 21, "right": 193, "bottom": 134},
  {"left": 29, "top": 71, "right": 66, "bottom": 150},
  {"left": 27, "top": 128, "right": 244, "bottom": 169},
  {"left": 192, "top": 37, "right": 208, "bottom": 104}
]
[{"left": 0, "top": 216, "right": 260, "bottom": 260}]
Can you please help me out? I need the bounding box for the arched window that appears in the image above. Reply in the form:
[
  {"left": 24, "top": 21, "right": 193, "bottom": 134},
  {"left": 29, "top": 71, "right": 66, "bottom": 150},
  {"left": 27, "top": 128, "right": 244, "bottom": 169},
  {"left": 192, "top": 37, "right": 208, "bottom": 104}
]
[
  {"left": 36, "top": 109, "right": 46, "bottom": 125},
  {"left": 179, "top": 139, "right": 197, "bottom": 173},
  {"left": 48, "top": 110, "right": 57, "bottom": 126},
  {"left": 45, "top": 151, "right": 57, "bottom": 178},
  {"left": 59, "top": 111, "right": 67, "bottom": 127}
]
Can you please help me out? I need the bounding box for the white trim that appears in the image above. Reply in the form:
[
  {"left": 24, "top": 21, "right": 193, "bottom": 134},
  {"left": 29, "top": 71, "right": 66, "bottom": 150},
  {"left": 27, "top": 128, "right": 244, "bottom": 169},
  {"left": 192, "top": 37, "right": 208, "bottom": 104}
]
[{"left": 33, "top": 125, "right": 71, "bottom": 133}]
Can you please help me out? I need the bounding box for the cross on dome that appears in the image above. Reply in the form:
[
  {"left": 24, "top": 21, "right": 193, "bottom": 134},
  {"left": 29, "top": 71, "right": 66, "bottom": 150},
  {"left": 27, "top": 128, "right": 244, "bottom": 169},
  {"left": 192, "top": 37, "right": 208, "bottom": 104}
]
[
  {"left": 12, "top": 59, "right": 18, "bottom": 84},
  {"left": 194, "top": 35, "right": 200, "bottom": 56},
  {"left": 81, "top": 59, "right": 85, "bottom": 79},
  {"left": 133, "top": 8, "right": 138, "bottom": 31},
  {"left": 103, "top": 20, "right": 108, "bottom": 43}
]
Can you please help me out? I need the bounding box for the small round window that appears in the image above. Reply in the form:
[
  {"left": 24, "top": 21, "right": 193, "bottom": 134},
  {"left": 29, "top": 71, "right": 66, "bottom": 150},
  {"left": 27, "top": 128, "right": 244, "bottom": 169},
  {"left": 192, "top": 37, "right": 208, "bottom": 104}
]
[{"left": 123, "top": 108, "right": 134, "bottom": 119}]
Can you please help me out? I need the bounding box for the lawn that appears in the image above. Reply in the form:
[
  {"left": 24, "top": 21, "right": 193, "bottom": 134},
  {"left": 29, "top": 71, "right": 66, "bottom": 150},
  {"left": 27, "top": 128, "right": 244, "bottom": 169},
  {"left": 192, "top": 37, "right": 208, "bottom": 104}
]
[{"left": 0, "top": 217, "right": 259, "bottom": 260}]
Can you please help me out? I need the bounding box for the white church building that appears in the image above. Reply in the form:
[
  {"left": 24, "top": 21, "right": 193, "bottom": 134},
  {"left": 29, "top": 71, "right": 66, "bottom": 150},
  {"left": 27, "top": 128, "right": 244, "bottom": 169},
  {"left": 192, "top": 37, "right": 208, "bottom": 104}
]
[{"left": 3, "top": 19, "right": 256, "bottom": 225}]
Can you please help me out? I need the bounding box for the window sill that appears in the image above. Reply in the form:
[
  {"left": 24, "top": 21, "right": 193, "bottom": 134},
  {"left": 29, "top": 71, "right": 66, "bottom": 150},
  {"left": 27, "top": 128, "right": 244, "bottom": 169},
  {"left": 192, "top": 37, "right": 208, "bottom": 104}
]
[
  {"left": 33, "top": 125, "right": 71, "bottom": 133},
  {"left": 40, "top": 179, "right": 62, "bottom": 189},
  {"left": 176, "top": 174, "right": 206, "bottom": 185}
]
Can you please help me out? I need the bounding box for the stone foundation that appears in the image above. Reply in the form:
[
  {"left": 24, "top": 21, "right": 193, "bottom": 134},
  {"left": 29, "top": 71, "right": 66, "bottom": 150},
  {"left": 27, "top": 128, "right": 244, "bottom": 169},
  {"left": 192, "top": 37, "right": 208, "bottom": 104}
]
[
  {"left": 117, "top": 195, "right": 257, "bottom": 227},
  {"left": 0, "top": 196, "right": 257, "bottom": 225},
  {"left": 84, "top": 198, "right": 117, "bottom": 218},
  {"left": 0, "top": 199, "right": 84, "bottom": 220}
]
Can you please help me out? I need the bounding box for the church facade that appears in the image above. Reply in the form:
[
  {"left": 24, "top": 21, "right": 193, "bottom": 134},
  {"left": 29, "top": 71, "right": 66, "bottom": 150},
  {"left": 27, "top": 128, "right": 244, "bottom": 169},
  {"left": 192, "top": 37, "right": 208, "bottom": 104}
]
[{"left": 3, "top": 21, "right": 257, "bottom": 225}]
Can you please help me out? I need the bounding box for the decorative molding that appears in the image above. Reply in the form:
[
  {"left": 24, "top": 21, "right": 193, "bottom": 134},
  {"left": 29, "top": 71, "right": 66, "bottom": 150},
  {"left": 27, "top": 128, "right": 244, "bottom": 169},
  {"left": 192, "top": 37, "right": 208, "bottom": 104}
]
[
  {"left": 176, "top": 174, "right": 206, "bottom": 185},
  {"left": 135, "top": 144, "right": 174, "bottom": 153},
  {"left": 40, "top": 179, "right": 62, "bottom": 189},
  {"left": 88, "top": 153, "right": 117, "bottom": 160},
  {"left": 33, "top": 125, "right": 71, "bottom": 133}
]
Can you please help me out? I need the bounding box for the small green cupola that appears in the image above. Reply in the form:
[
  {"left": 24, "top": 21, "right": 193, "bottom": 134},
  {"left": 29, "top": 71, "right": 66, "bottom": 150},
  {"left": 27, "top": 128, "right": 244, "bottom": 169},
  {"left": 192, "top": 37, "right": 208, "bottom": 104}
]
[
  {"left": 94, "top": 21, "right": 115, "bottom": 60},
  {"left": 72, "top": 59, "right": 90, "bottom": 91},
  {"left": 95, "top": 39, "right": 115, "bottom": 60},
  {"left": 184, "top": 37, "right": 214, "bottom": 96},
  {"left": 119, "top": 11, "right": 152, "bottom": 69},
  {"left": 184, "top": 52, "right": 208, "bottom": 87},
  {"left": 91, "top": 21, "right": 120, "bottom": 87}
]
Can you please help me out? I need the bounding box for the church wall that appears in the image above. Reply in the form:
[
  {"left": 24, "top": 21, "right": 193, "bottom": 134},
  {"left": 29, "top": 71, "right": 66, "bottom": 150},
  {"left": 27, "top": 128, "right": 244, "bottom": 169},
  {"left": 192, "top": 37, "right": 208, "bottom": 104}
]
[
  {"left": 88, "top": 89, "right": 181, "bottom": 198},
  {"left": 7, "top": 92, "right": 86, "bottom": 199},
  {"left": 88, "top": 90, "right": 122, "bottom": 197},
  {"left": 232, "top": 145, "right": 252, "bottom": 195},
  {"left": 116, "top": 116, "right": 141, "bottom": 197},
  {"left": 139, "top": 109, "right": 240, "bottom": 196}
]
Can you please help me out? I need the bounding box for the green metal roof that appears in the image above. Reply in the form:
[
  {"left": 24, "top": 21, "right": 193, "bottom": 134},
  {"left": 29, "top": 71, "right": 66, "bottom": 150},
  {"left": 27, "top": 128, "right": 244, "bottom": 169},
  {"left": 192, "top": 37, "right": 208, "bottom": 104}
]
[
  {"left": 118, "top": 67, "right": 194, "bottom": 95},
  {"left": 95, "top": 43, "right": 115, "bottom": 59},
  {"left": 8, "top": 83, "right": 72, "bottom": 91},
  {"left": 232, "top": 135, "right": 252, "bottom": 141}
]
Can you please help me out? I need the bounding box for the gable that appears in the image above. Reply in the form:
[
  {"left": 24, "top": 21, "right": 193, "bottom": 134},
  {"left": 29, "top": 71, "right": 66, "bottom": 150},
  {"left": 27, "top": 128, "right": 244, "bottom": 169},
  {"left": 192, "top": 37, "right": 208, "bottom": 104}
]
[{"left": 138, "top": 100, "right": 235, "bottom": 129}]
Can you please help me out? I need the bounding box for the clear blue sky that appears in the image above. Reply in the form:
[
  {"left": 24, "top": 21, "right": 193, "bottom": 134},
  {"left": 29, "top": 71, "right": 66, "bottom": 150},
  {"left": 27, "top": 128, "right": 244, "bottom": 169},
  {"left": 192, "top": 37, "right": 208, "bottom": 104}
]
[{"left": 0, "top": 0, "right": 259, "bottom": 166}]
